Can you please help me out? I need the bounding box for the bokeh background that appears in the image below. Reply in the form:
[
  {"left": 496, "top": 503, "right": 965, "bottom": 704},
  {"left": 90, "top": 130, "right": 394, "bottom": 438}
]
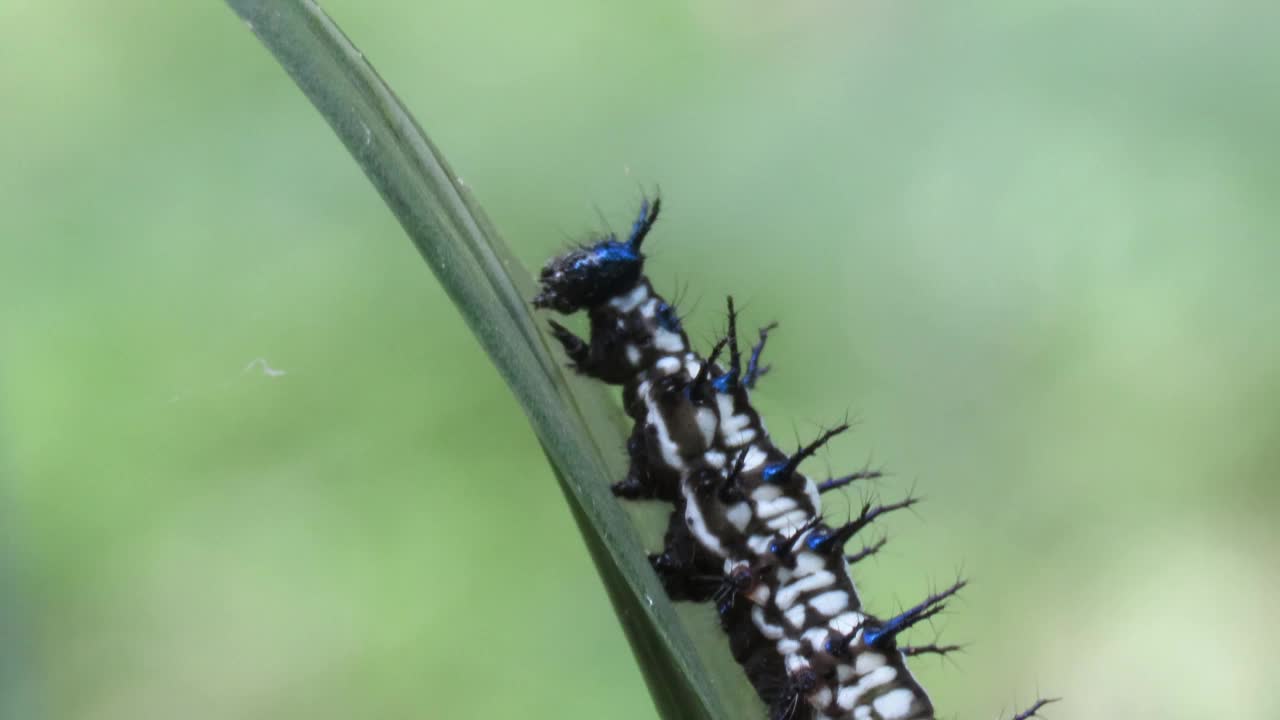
[{"left": 2, "top": 1, "right": 1277, "bottom": 719}]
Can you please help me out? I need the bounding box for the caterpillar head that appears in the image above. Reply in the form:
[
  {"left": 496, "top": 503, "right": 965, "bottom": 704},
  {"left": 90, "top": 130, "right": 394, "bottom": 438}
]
[
  {"left": 532, "top": 239, "right": 644, "bottom": 313},
  {"left": 532, "top": 197, "right": 660, "bottom": 314}
]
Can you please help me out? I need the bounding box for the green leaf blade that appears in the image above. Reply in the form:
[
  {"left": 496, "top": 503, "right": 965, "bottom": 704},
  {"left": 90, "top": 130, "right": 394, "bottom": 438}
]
[{"left": 222, "top": 2, "right": 761, "bottom": 718}]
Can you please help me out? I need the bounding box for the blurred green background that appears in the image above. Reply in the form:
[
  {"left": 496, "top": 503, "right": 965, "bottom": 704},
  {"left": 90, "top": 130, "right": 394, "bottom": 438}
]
[{"left": 2, "top": 1, "right": 1277, "bottom": 719}]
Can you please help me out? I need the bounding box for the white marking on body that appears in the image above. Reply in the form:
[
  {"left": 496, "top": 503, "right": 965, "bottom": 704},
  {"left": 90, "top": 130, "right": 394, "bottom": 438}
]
[
  {"left": 703, "top": 449, "right": 726, "bottom": 468},
  {"left": 776, "top": 571, "right": 836, "bottom": 611},
  {"left": 653, "top": 327, "right": 685, "bottom": 352},
  {"left": 725, "top": 502, "right": 752, "bottom": 531},
  {"left": 625, "top": 344, "right": 641, "bottom": 365},
  {"left": 784, "top": 603, "right": 807, "bottom": 628},
  {"left": 751, "top": 484, "right": 782, "bottom": 503},
  {"left": 854, "top": 651, "right": 886, "bottom": 674},
  {"left": 777, "top": 638, "right": 801, "bottom": 654},
  {"left": 809, "top": 590, "right": 849, "bottom": 617},
  {"left": 747, "top": 534, "right": 773, "bottom": 555},
  {"left": 640, "top": 298, "right": 658, "bottom": 318},
  {"left": 794, "top": 551, "right": 826, "bottom": 575},
  {"left": 842, "top": 666, "right": 901, "bottom": 714},
  {"left": 684, "top": 356, "right": 702, "bottom": 377},
  {"left": 755, "top": 494, "right": 798, "bottom": 519},
  {"left": 610, "top": 284, "right": 649, "bottom": 312},
  {"left": 715, "top": 396, "right": 756, "bottom": 446},
  {"left": 784, "top": 655, "right": 809, "bottom": 675},
  {"left": 802, "top": 626, "right": 830, "bottom": 651},
  {"left": 830, "top": 611, "right": 864, "bottom": 634},
  {"left": 645, "top": 402, "right": 684, "bottom": 469},
  {"left": 837, "top": 686, "right": 861, "bottom": 711},
  {"left": 873, "top": 688, "right": 918, "bottom": 719},
  {"left": 742, "top": 445, "right": 769, "bottom": 471},
  {"left": 748, "top": 584, "right": 770, "bottom": 604},
  {"left": 715, "top": 394, "right": 736, "bottom": 422},
  {"left": 838, "top": 664, "right": 857, "bottom": 683},
  {"left": 695, "top": 408, "right": 718, "bottom": 445},
  {"left": 853, "top": 706, "right": 872, "bottom": 720},
  {"left": 855, "top": 665, "right": 897, "bottom": 693},
  {"left": 655, "top": 356, "right": 681, "bottom": 375},
  {"left": 803, "top": 477, "right": 821, "bottom": 511},
  {"left": 753, "top": 606, "right": 785, "bottom": 639},
  {"left": 766, "top": 508, "right": 812, "bottom": 531},
  {"left": 811, "top": 688, "right": 833, "bottom": 710},
  {"left": 684, "top": 502, "right": 726, "bottom": 556}
]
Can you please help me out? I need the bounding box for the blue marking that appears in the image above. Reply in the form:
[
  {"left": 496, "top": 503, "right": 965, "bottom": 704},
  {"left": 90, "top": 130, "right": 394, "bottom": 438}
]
[
  {"left": 568, "top": 242, "right": 639, "bottom": 274},
  {"left": 745, "top": 345, "right": 765, "bottom": 385},
  {"left": 762, "top": 462, "right": 787, "bottom": 483},
  {"left": 861, "top": 624, "right": 888, "bottom": 646},
  {"left": 655, "top": 302, "right": 680, "bottom": 332},
  {"left": 591, "top": 242, "right": 638, "bottom": 265},
  {"left": 862, "top": 611, "right": 911, "bottom": 646},
  {"left": 805, "top": 532, "right": 830, "bottom": 552},
  {"left": 711, "top": 371, "right": 738, "bottom": 394},
  {"left": 768, "top": 539, "right": 784, "bottom": 556}
]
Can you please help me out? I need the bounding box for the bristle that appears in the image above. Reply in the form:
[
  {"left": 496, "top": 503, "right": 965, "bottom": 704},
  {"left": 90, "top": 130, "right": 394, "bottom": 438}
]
[
  {"left": 713, "top": 296, "right": 742, "bottom": 393},
  {"left": 762, "top": 423, "right": 851, "bottom": 483},
  {"left": 845, "top": 536, "right": 888, "bottom": 565},
  {"left": 805, "top": 496, "right": 918, "bottom": 556},
  {"left": 1010, "top": 697, "right": 1060, "bottom": 720},
  {"left": 816, "top": 468, "right": 884, "bottom": 493},
  {"left": 627, "top": 194, "right": 661, "bottom": 251},
  {"left": 767, "top": 518, "right": 823, "bottom": 562},
  {"left": 744, "top": 321, "right": 778, "bottom": 389},
  {"left": 688, "top": 337, "right": 729, "bottom": 393},
  {"left": 719, "top": 448, "right": 749, "bottom": 502},
  {"left": 901, "top": 642, "right": 964, "bottom": 658},
  {"left": 861, "top": 578, "right": 968, "bottom": 646}
]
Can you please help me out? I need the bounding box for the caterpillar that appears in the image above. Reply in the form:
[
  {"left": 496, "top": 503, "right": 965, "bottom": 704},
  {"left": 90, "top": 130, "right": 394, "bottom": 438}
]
[{"left": 533, "top": 196, "right": 1053, "bottom": 720}]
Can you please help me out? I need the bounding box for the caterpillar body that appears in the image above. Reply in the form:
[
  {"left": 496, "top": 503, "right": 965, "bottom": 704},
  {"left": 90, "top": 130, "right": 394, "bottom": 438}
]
[{"left": 532, "top": 197, "right": 1052, "bottom": 720}]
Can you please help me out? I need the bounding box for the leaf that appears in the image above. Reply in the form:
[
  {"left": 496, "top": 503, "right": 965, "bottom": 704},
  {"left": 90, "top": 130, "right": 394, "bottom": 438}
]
[{"left": 222, "top": 1, "right": 761, "bottom": 718}]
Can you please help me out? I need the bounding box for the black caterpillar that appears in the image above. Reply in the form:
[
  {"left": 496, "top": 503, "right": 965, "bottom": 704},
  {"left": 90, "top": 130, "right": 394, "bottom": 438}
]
[{"left": 533, "top": 197, "right": 1053, "bottom": 720}]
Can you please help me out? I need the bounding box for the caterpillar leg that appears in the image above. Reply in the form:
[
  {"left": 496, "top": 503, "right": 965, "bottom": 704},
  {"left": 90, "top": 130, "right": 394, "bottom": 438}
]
[
  {"left": 546, "top": 320, "right": 594, "bottom": 374},
  {"left": 612, "top": 422, "right": 685, "bottom": 501},
  {"left": 612, "top": 423, "right": 656, "bottom": 499},
  {"left": 768, "top": 668, "right": 818, "bottom": 720},
  {"left": 546, "top": 317, "right": 638, "bottom": 384},
  {"left": 648, "top": 507, "right": 722, "bottom": 602}
]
